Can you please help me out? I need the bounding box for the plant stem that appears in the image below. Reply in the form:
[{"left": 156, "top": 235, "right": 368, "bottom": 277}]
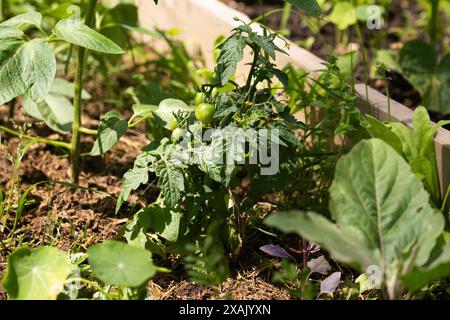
[
  {"left": 429, "top": 0, "right": 440, "bottom": 48},
  {"left": 64, "top": 278, "right": 110, "bottom": 299},
  {"left": 0, "top": 0, "right": 4, "bottom": 21},
  {"left": 70, "top": 0, "right": 97, "bottom": 183},
  {"left": 0, "top": 125, "right": 71, "bottom": 150},
  {"left": 354, "top": 15, "right": 372, "bottom": 115},
  {"left": 79, "top": 127, "right": 97, "bottom": 135},
  {"left": 244, "top": 47, "right": 260, "bottom": 100},
  {"left": 384, "top": 74, "right": 391, "bottom": 121},
  {"left": 280, "top": 2, "right": 292, "bottom": 34}
]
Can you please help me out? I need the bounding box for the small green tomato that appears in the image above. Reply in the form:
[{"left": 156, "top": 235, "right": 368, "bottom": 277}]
[
  {"left": 211, "top": 87, "right": 219, "bottom": 99},
  {"left": 195, "top": 103, "right": 216, "bottom": 124},
  {"left": 194, "top": 92, "right": 206, "bottom": 105},
  {"left": 171, "top": 128, "right": 185, "bottom": 141},
  {"left": 169, "top": 118, "right": 179, "bottom": 131}
]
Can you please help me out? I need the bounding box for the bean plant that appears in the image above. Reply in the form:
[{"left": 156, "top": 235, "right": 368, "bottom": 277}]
[{"left": 0, "top": 1, "right": 124, "bottom": 183}]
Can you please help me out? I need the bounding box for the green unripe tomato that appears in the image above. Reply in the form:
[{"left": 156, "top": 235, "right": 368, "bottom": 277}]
[
  {"left": 171, "top": 128, "right": 185, "bottom": 141},
  {"left": 211, "top": 87, "right": 219, "bottom": 99},
  {"left": 195, "top": 103, "right": 216, "bottom": 124},
  {"left": 169, "top": 118, "right": 179, "bottom": 131},
  {"left": 194, "top": 92, "right": 206, "bottom": 105},
  {"left": 329, "top": 74, "right": 342, "bottom": 89}
]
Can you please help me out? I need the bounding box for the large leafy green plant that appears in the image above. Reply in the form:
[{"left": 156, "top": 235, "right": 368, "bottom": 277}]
[
  {"left": 366, "top": 106, "right": 450, "bottom": 207},
  {"left": 265, "top": 139, "right": 450, "bottom": 299},
  {"left": 0, "top": 2, "right": 125, "bottom": 182},
  {"left": 1, "top": 241, "right": 160, "bottom": 300},
  {"left": 376, "top": 40, "right": 449, "bottom": 114},
  {"left": 113, "top": 22, "right": 311, "bottom": 282}
]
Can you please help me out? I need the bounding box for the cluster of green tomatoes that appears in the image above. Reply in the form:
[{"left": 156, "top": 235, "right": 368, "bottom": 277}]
[{"left": 171, "top": 92, "right": 216, "bottom": 141}]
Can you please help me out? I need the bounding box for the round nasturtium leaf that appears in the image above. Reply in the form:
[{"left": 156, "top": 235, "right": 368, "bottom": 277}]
[
  {"left": 2, "top": 246, "right": 71, "bottom": 300},
  {"left": 87, "top": 240, "right": 156, "bottom": 287}
]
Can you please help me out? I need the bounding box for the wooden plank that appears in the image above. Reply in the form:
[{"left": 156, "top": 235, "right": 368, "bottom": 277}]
[
  {"left": 136, "top": 0, "right": 450, "bottom": 196},
  {"left": 355, "top": 84, "right": 450, "bottom": 195},
  {"left": 135, "top": 0, "right": 325, "bottom": 83}
]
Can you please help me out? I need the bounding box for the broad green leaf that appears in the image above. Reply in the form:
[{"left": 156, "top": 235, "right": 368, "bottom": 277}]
[
  {"left": 424, "top": 53, "right": 450, "bottom": 114},
  {"left": 88, "top": 240, "right": 156, "bottom": 287},
  {"left": 54, "top": 18, "right": 125, "bottom": 54},
  {"left": 0, "top": 25, "right": 24, "bottom": 39},
  {"left": 0, "top": 39, "right": 56, "bottom": 105},
  {"left": 366, "top": 115, "right": 403, "bottom": 156},
  {"left": 2, "top": 247, "right": 71, "bottom": 300},
  {"left": 0, "top": 36, "right": 25, "bottom": 70},
  {"left": 132, "top": 103, "right": 158, "bottom": 117},
  {"left": 375, "top": 107, "right": 443, "bottom": 206},
  {"left": 284, "top": 0, "right": 321, "bottom": 18},
  {"left": 215, "top": 36, "right": 245, "bottom": 86},
  {"left": 50, "top": 78, "right": 91, "bottom": 99},
  {"left": 388, "top": 122, "right": 415, "bottom": 159},
  {"left": 90, "top": 112, "right": 128, "bottom": 156},
  {"left": 399, "top": 40, "right": 437, "bottom": 96},
  {"left": 1, "top": 12, "right": 42, "bottom": 29},
  {"left": 265, "top": 139, "right": 445, "bottom": 298},
  {"left": 394, "top": 41, "right": 450, "bottom": 113},
  {"left": 355, "top": 273, "right": 377, "bottom": 293},
  {"left": 327, "top": 2, "right": 357, "bottom": 30},
  {"left": 402, "top": 245, "right": 450, "bottom": 292},
  {"left": 329, "top": 139, "right": 443, "bottom": 266},
  {"left": 22, "top": 78, "right": 89, "bottom": 133},
  {"left": 155, "top": 98, "right": 193, "bottom": 130},
  {"left": 23, "top": 94, "right": 73, "bottom": 133},
  {"left": 409, "top": 106, "right": 440, "bottom": 203}
]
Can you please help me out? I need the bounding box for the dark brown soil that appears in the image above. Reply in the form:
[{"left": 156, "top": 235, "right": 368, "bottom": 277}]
[
  {"left": 150, "top": 274, "right": 291, "bottom": 300},
  {"left": 0, "top": 101, "right": 291, "bottom": 300}
]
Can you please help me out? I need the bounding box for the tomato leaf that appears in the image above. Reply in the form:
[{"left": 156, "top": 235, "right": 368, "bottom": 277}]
[
  {"left": 215, "top": 35, "right": 245, "bottom": 86},
  {"left": 116, "top": 151, "right": 156, "bottom": 213}
]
